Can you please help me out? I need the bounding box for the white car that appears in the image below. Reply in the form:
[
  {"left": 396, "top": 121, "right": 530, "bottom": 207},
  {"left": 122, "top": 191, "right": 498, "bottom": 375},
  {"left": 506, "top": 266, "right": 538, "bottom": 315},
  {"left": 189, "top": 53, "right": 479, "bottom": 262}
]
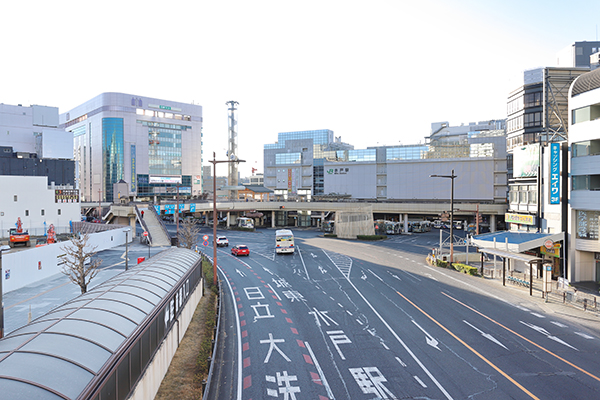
[{"left": 216, "top": 236, "right": 229, "bottom": 247}]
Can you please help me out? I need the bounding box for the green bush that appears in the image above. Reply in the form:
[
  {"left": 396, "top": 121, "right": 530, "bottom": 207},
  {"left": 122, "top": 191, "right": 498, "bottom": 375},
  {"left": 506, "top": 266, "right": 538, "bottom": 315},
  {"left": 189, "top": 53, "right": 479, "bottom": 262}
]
[
  {"left": 451, "top": 263, "right": 479, "bottom": 276},
  {"left": 357, "top": 235, "right": 387, "bottom": 240},
  {"left": 324, "top": 233, "right": 337, "bottom": 238}
]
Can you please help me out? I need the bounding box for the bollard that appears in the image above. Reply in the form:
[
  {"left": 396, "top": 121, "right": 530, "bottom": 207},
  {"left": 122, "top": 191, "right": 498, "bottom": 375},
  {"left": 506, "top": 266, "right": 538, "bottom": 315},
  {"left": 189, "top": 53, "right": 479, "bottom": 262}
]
[
  {"left": 584, "top": 299, "right": 588, "bottom": 311},
  {"left": 563, "top": 292, "right": 566, "bottom": 303}
]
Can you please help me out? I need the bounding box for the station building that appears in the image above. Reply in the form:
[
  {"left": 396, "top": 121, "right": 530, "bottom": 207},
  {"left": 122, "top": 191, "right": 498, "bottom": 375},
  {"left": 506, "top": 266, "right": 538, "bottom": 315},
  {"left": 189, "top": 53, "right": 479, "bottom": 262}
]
[{"left": 59, "top": 93, "right": 203, "bottom": 202}]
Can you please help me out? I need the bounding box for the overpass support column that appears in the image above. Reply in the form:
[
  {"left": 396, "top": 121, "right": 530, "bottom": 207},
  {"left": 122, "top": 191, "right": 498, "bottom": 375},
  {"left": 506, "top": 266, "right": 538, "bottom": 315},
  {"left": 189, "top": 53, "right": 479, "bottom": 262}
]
[
  {"left": 272, "top": 211, "right": 275, "bottom": 228},
  {"left": 227, "top": 211, "right": 231, "bottom": 228},
  {"left": 129, "top": 213, "right": 137, "bottom": 238},
  {"left": 404, "top": 214, "right": 409, "bottom": 234},
  {"left": 490, "top": 214, "right": 496, "bottom": 232}
]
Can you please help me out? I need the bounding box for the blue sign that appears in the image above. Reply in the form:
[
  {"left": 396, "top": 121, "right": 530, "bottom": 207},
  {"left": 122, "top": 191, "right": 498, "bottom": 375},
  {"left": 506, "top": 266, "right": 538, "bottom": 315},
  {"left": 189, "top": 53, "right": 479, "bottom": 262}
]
[
  {"left": 190, "top": 203, "right": 196, "bottom": 213},
  {"left": 179, "top": 203, "right": 185, "bottom": 212},
  {"left": 203, "top": 240, "right": 209, "bottom": 247},
  {"left": 154, "top": 205, "right": 160, "bottom": 214},
  {"left": 164, "top": 204, "right": 175, "bottom": 215},
  {"left": 550, "top": 143, "right": 560, "bottom": 204},
  {"left": 131, "top": 145, "right": 137, "bottom": 193}
]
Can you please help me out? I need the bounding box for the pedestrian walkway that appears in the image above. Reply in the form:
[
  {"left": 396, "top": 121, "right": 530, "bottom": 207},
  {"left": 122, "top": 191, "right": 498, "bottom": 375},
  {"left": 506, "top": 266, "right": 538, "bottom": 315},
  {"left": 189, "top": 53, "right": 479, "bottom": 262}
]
[
  {"left": 137, "top": 205, "right": 171, "bottom": 247},
  {"left": 2, "top": 240, "right": 170, "bottom": 335}
]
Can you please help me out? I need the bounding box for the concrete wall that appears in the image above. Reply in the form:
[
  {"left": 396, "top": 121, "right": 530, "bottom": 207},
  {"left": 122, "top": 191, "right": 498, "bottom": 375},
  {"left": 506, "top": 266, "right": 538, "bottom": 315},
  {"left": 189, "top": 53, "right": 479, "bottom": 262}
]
[
  {"left": 129, "top": 277, "right": 204, "bottom": 400},
  {"left": 0, "top": 175, "right": 80, "bottom": 238},
  {"left": 1, "top": 228, "right": 131, "bottom": 293}
]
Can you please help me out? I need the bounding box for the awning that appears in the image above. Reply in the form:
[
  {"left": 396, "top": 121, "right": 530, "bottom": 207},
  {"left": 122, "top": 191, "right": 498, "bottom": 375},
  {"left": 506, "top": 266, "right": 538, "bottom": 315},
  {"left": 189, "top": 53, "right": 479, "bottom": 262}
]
[{"left": 471, "top": 231, "right": 564, "bottom": 253}]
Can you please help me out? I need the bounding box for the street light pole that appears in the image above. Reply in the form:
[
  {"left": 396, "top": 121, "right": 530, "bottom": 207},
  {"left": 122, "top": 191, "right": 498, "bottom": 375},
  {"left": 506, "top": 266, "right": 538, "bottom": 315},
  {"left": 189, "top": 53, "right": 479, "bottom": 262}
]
[
  {"left": 125, "top": 230, "right": 130, "bottom": 271},
  {"left": 0, "top": 245, "right": 10, "bottom": 338},
  {"left": 209, "top": 151, "right": 245, "bottom": 286},
  {"left": 430, "top": 169, "right": 457, "bottom": 267}
]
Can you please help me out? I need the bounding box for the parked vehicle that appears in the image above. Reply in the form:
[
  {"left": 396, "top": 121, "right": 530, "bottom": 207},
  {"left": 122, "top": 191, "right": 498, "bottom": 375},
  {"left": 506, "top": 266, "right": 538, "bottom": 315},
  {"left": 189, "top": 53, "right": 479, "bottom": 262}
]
[
  {"left": 231, "top": 245, "right": 250, "bottom": 256},
  {"left": 237, "top": 217, "right": 254, "bottom": 229},
  {"left": 216, "top": 236, "right": 229, "bottom": 247},
  {"left": 9, "top": 218, "right": 30, "bottom": 248}
]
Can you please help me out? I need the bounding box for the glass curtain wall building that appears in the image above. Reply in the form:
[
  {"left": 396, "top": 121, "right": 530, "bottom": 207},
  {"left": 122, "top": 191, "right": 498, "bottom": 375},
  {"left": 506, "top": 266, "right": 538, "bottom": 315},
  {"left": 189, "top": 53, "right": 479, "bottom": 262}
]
[
  {"left": 60, "top": 93, "right": 203, "bottom": 202},
  {"left": 264, "top": 129, "right": 354, "bottom": 196}
]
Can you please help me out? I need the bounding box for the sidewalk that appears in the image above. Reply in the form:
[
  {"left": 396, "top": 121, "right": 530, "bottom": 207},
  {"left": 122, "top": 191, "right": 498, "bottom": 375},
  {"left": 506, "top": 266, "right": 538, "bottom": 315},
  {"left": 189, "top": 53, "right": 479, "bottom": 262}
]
[{"left": 2, "top": 240, "right": 170, "bottom": 335}]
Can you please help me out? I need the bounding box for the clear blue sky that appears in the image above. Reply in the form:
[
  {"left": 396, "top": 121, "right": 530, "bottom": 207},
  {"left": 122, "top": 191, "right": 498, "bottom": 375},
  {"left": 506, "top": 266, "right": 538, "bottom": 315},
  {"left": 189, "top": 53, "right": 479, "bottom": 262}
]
[{"left": 1, "top": 0, "right": 599, "bottom": 177}]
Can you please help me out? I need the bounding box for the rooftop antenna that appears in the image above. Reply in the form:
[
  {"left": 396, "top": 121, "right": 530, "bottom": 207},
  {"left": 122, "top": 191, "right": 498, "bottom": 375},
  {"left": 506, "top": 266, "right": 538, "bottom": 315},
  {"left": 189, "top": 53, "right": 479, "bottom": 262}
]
[{"left": 226, "top": 100, "right": 240, "bottom": 200}]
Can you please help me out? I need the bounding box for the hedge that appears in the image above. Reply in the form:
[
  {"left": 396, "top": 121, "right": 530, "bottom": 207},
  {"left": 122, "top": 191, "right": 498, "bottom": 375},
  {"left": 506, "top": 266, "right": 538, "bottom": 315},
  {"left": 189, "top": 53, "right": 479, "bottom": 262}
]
[{"left": 435, "top": 260, "right": 479, "bottom": 276}]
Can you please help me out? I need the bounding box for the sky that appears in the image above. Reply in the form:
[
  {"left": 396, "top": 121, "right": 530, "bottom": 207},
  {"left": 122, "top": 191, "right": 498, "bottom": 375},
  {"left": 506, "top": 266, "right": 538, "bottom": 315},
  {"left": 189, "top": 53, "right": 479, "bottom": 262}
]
[{"left": 2, "top": 0, "right": 600, "bottom": 178}]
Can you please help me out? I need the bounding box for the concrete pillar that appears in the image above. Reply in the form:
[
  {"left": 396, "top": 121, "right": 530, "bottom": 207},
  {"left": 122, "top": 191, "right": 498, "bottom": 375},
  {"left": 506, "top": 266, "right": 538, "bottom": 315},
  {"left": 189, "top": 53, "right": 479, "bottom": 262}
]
[
  {"left": 404, "top": 214, "right": 409, "bottom": 234},
  {"left": 272, "top": 211, "right": 275, "bottom": 228},
  {"left": 490, "top": 214, "right": 496, "bottom": 232},
  {"left": 227, "top": 211, "right": 231, "bottom": 228},
  {"left": 129, "top": 213, "right": 136, "bottom": 238}
]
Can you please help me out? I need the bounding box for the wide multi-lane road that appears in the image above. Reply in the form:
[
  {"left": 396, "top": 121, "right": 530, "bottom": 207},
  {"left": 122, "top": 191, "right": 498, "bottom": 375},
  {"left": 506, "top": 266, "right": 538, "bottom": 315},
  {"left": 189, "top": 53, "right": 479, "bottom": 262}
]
[{"left": 207, "top": 228, "right": 600, "bottom": 400}]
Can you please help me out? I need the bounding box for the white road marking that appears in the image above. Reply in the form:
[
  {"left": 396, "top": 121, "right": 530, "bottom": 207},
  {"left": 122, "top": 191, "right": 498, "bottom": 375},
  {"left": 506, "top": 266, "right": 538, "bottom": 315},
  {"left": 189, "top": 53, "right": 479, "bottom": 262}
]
[
  {"left": 412, "top": 320, "right": 441, "bottom": 351},
  {"left": 520, "top": 321, "right": 579, "bottom": 351},
  {"left": 395, "top": 357, "right": 406, "bottom": 367},
  {"left": 267, "top": 283, "right": 282, "bottom": 301},
  {"left": 530, "top": 312, "right": 545, "bottom": 318},
  {"left": 574, "top": 332, "right": 595, "bottom": 340},
  {"left": 305, "top": 341, "right": 335, "bottom": 399},
  {"left": 414, "top": 375, "right": 427, "bottom": 388},
  {"left": 463, "top": 320, "right": 508, "bottom": 350},
  {"left": 550, "top": 321, "right": 568, "bottom": 328}
]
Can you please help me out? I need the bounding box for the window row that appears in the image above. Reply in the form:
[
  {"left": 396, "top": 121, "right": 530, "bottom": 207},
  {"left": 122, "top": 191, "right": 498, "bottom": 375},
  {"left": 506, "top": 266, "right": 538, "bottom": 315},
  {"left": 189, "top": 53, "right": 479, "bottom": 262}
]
[
  {"left": 572, "top": 103, "right": 600, "bottom": 124},
  {"left": 572, "top": 175, "right": 600, "bottom": 191},
  {"left": 136, "top": 109, "right": 192, "bottom": 121},
  {"left": 572, "top": 139, "right": 600, "bottom": 157},
  {"left": 509, "top": 185, "right": 537, "bottom": 205}
]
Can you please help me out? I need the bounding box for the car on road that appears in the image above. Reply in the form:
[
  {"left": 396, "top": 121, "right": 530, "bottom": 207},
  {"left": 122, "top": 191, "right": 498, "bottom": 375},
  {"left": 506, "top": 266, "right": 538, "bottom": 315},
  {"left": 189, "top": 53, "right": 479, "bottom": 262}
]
[
  {"left": 216, "top": 236, "right": 229, "bottom": 247},
  {"left": 231, "top": 245, "right": 250, "bottom": 256}
]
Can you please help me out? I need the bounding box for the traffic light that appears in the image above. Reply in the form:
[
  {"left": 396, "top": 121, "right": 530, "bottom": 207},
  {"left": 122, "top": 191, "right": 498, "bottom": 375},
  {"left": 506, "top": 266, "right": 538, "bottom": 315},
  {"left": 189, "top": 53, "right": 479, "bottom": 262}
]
[{"left": 280, "top": 205, "right": 285, "bottom": 209}]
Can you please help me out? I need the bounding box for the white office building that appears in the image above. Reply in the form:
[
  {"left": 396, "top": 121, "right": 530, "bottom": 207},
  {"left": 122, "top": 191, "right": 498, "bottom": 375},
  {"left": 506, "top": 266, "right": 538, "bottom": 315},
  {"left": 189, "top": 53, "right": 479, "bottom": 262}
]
[
  {"left": 568, "top": 67, "right": 600, "bottom": 282},
  {"left": 59, "top": 93, "right": 203, "bottom": 202}
]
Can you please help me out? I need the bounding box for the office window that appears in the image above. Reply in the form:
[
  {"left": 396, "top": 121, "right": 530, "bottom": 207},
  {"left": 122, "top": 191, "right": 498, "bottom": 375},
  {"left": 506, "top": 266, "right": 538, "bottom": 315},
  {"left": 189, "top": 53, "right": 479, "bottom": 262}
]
[
  {"left": 58, "top": 209, "right": 61, "bottom": 215},
  {"left": 25, "top": 210, "right": 29, "bottom": 216},
  {"left": 41, "top": 209, "right": 45, "bottom": 216},
  {"left": 14, "top": 195, "right": 17, "bottom": 202}
]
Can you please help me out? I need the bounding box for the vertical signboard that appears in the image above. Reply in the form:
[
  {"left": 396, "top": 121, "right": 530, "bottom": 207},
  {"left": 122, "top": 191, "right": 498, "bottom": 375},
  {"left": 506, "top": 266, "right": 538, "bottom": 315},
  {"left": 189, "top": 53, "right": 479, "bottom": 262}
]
[
  {"left": 131, "top": 145, "right": 137, "bottom": 193},
  {"left": 288, "top": 168, "right": 292, "bottom": 192},
  {"left": 550, "top": 143, "right": 560, "bottom": 204}
]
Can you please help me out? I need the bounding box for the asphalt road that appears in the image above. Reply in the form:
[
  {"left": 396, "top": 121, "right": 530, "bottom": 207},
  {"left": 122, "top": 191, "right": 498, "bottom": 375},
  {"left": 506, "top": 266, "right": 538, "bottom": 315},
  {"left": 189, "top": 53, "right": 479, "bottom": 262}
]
[{"left": 207, "top": 228, "right": 600, "bottom": 400}]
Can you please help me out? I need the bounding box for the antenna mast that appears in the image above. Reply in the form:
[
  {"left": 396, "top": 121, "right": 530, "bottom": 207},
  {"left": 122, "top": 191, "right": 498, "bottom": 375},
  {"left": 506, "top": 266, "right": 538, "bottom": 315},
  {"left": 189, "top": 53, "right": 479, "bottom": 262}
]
[{"left": 226, "top": 100, "right": 239, "bottom": 200}]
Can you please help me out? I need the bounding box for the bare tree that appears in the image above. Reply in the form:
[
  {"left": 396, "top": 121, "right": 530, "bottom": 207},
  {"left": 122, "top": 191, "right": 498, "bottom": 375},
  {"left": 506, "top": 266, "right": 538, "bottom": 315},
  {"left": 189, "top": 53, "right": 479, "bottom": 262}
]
[
  {"left": 60, "top": 233, "right": 102, "bottom": 294},
  {"left": 178, "top": 218, "right": 201, "bottom": 249}
]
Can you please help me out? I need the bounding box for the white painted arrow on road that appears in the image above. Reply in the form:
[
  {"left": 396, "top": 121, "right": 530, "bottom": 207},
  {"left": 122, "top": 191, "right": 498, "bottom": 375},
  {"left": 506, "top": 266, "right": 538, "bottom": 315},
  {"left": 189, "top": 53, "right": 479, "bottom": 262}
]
[
  {"left": 412, "top": 320, "right": 441, "bottom": 351},
  {"left": 520, "top": 321, "right": 579, "bottom": 351},
  {"left": 236, "top": 269, "right": 246, "bottom": 277},
  {"left": 311, "top": 253, "right": 318, "bottom": 258},
  {"left": 318, "top": 266, "right": 327, "bottom": 274},
  {"left": 463, "top": 320, "right": 508, "bottom": 350}
]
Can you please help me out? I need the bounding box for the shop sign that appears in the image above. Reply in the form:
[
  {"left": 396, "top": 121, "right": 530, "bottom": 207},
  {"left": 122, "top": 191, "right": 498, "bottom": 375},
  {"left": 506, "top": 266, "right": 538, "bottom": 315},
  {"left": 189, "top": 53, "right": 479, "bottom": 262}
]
[
  {"left": 505, "top": 213, "right": 535, "bottom": 225},
  {"left": 550, "top": 143, "right": 560, "bottom": 204},
  {"left": 540, "top": 243, "right": 561, "bottom": 258}
]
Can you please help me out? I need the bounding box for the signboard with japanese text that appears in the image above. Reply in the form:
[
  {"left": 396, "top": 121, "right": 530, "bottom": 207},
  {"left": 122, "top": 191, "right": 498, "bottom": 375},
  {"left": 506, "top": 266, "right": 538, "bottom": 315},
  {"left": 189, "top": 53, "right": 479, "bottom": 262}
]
[
  {"left": 550, "top": 143, "right": 560, "bottom": 204},
  {"left": 505, "top": 213, "right": 535, "bottom": 225},
  {"left": 513, "top": 144, "right": 540, "bottom": 178},
  {"left": 130, "top": 145, "right": 137, "bottom": 193},
  {"left": 55, "top": 189, "right": 79, "bottom": 203}
]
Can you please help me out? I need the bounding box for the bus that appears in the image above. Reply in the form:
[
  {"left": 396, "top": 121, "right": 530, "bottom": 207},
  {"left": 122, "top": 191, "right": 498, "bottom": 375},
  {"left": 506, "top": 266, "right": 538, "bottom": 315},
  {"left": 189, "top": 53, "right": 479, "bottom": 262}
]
[
  {"left": 237, "top": 217, "right": 254, "bottom": 229},
  {"left": 275, "top": 229, "right": 295, "bottom": 254}
]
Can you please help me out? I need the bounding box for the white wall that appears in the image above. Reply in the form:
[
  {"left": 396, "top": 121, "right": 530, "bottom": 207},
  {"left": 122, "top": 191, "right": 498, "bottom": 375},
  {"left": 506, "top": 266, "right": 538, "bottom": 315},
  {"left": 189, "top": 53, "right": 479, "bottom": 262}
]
[
  {"left": 1, "top": 228, "right": 131, "bottom": 293},
  {"left": 324, "top": 163, "right": 377, "bottom": 198},
  {"left": 0, "top": 176, "right": 80, "bottom": 238}
]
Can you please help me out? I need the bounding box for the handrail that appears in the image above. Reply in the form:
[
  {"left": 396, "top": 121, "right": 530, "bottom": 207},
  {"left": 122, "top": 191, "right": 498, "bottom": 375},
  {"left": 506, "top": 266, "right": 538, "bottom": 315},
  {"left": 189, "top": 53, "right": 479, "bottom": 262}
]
[
  {"left": 149, "top": 204, "right": 172, "bottom": 243},
  {"left": 134, "top": 204, "right": 154, "bottom": 245}
]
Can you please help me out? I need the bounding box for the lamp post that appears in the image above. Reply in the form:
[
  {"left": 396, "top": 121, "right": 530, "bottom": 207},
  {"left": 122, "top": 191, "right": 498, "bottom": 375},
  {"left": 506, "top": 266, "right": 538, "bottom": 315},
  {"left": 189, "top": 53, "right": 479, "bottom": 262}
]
[
  {"left": 125, "top": 229, "right": 130, "bottom": 271},
  {"left": 430, "top": 169, "right": 457, "bottom": 267},
  {"left": 0, "top": 245, "right": 10, "bottom": 338},
  {"left": 209, "top": 151, "right": 245, "bottom": 286}
]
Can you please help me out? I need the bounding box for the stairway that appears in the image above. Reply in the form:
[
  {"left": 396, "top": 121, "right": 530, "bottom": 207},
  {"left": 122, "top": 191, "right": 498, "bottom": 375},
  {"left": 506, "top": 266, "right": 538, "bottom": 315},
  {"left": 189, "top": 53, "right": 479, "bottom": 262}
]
[{"left": 137, "top": 206, "right": 172, "bottom": 247}]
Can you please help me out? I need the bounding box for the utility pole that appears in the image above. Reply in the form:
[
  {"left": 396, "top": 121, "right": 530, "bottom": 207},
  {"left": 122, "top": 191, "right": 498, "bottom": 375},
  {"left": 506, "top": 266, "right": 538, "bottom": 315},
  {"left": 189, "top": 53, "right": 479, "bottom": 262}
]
[
  {"left": 226, "top": 101, "right": 240, "bottom": 201},
  {"left": 97, "top": 189, "right": 102, "bottom": 220}
]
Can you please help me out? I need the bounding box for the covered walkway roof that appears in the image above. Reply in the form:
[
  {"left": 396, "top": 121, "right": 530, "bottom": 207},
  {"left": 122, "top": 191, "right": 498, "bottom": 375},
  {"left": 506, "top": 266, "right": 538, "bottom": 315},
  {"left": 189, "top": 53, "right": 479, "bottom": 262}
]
[{"left": 471, "top": 230, "right": 563, "bottom": 264}]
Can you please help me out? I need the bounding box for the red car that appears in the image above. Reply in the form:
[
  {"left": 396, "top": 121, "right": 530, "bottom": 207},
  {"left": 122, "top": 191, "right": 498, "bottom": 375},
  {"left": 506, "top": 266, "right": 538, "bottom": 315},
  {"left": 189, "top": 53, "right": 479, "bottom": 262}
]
[{"left": 231, "top": 245, "right": 250, "bottom": 256}]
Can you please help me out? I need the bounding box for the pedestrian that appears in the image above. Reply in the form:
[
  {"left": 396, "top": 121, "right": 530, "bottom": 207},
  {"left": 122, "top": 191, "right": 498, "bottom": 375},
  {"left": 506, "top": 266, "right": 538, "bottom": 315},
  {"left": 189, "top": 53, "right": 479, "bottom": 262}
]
[{"left": 141, "top": 210, "right": 144, "bottom": 219}]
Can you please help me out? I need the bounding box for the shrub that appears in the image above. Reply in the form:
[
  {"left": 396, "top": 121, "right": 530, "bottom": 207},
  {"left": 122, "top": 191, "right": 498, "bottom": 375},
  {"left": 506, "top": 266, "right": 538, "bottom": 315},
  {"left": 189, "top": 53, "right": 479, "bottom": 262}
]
[
  {"left": 324, "top": 233, "right": 337, "bottom": 238},
  {"left": 451, "top": 263, "right": 479, "bottom": 276},
  {"left": 357, "top": 235, "right": 387, "bottom": 240}
]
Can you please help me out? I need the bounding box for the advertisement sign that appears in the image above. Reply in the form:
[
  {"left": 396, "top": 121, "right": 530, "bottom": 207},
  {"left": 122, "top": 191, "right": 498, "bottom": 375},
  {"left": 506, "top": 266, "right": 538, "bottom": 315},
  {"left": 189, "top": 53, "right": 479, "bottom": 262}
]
[
  {"left": 131, "top": 145, "right": 137, "bottom": 193},
  {"left": 550, "top": 143, "right": 560, "bottom": 204},
  {"left": 513, "top": 144, "right": 540, "bottom": 178},
  {"left": 55, "top": 189, "right": 80, "bottom": 203},
  {"left": 540, "top": 243, "right": 561, "bottom": 258},
  {"left": 149, "top": 175, "right": 182, "bottom": 184},
  {"left": 288, "top": 168, "right": 292, "bottom": 192},
  {"left": 505, "top": 213, "right": 535, "bottom": 225}
]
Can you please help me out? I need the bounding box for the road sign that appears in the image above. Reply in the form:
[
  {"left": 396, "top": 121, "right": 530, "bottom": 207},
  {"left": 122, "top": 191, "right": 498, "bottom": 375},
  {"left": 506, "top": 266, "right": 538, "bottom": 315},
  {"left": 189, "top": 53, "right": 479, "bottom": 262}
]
[
  {"left": 203, "top": 240, "right": 209, "bottom": 247},
  {"left": 203, "top": 235, "right": 209, "bottom": 241},
  {"left": 544, "top": 239, "right": 554, "bottom": 250},
  {"left": 143, "top": 231, "right": 148, "bottom": 237}
]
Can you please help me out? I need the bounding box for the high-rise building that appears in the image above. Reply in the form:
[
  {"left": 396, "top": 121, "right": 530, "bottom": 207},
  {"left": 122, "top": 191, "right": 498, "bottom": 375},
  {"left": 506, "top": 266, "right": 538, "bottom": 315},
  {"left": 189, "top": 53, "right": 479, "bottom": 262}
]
[
  {"left": 60, "top": 93, "right": 203, "bottom": 202},
  {"left": 0, "top": 104, "right": 75, "bottom": 186},
  {"left": 557, "top": 41, "right": 600, "bottom": 68},
  {"left": 263, "top": 129, "right": 353, "bottom": 197}
]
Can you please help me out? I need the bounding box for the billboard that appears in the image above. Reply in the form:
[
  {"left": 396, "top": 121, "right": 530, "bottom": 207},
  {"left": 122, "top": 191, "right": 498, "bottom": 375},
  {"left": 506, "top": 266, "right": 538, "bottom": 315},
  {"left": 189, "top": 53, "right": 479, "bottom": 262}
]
[
  {"left": 550, "top": 143, "right": 560, "bottom": 204},
  {"left": 513, "top": 144, "right": 539, "bottom": 178}
]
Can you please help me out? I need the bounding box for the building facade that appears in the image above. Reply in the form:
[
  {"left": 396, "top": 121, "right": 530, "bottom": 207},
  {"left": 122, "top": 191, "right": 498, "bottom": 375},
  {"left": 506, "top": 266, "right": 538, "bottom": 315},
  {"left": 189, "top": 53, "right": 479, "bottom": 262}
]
[
  {"left": 263, "top": 129, "right": 354, "bottom": 198},
  {"left": 59, "top": 93, "right": 203, "bottom": 202},
  {"left": 0, "top": 104, "right": 75, "bottom": 186},
  {"left": 557, "top": 41, "right": 600, "bottom": 68},
  {"left": 568, "top": 67, "right": 600, "bottom": 282}
]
